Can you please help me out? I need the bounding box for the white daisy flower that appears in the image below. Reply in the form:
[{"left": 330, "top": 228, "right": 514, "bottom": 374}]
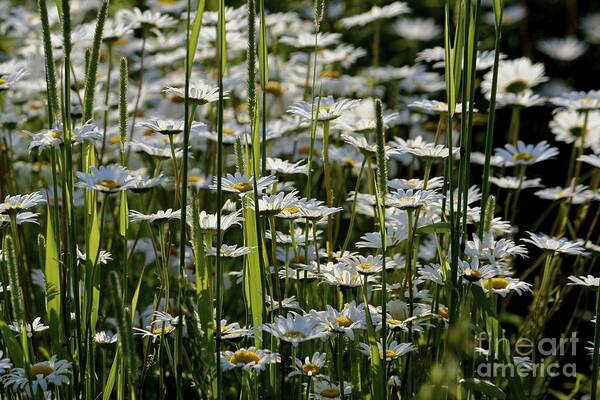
[
  {"left": 522, "top": 231, "right": 588, "bottom": 256},
  {"left": 220, "top": 347, "right": 280, "bottom": 372},
  {"left": 482, "top": 58, "right": 548, "bottom": 100},
  {"left": 262, "top": 313, "right": 328, "bottom": 347},
  {"left": 163, "top": 83, "right": 228, "bottom": 105},
  {"left": 340, "top": 2, "right": 410, "bottom": 28},
  {"left": 481, "top": 277, "right": 533, "bottom": 297},
  {"left": 0, "top": 191, "right": 46, "bottom": 214},
  {"left": 567, "top": 275, "right": 600, "bottom": 287},
  {"left": 537, "top": 37, "right": 587, "bottom": 62},
  {"left": 549, "top": 110, "right": 600, "bottom": 148},
  {"left": 489, "top": 176, "right": 543, "bottom": 190},
  {"left": 2, "top": 356, "right": 71, "bottom": 397},
  {"left": 310, "top": 302, "right": 367, "bottom": 339},
  {"left": 94, "top": 330, "right": 118, "bottom": 344},
  {"left": 550, "top": 90, "right": 600, "bottom": 112},
  {"left": 288, "top": 96, "right": 360, "bottom": 122},
  {"left": 494, "top": 141, "right": 559, "bottom": 166},
  {"left": 76, "top": 165, "right": 137, "bottom": 193},
  {"left": 311, "top": 379, "right": 353, "bottom": 399},
  {"left": 359, "top": 340, "right": 416, "bottom": 361},
  {"left": 393, "top": 18, "right": 441, "bottom": 41},
  {"left": 212, "top": 173, "right": 277, "bottom": 197},
  {"left": 289, "top": 352, "right": 327, "bottom": 378},
  {"left": 266, "top": 158, "right": 308, "bottom": 175},
  {"left": 129, "top": 208, "right": 181, "bottom": 224},
  {"left": 578, "top": 154, "right": 600, "bottom": 168},
  {"left": 137, "top": 119, "right": 205, "bottom": 136}
]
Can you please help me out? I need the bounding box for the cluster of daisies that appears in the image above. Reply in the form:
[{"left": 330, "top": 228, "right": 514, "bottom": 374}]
[{"left": 0, "top": 0, "right": 599, "bottom": 398}]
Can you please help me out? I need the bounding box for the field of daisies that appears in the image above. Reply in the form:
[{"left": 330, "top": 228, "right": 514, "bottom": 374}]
[{"left": 1, "top": 0, "right": 600, "bottom": 398}]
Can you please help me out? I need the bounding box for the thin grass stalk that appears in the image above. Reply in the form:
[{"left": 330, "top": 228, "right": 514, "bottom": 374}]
[
  {"left": 175, "top": 3, "right": 194, "bottom": 398},
  {"left": 374, "top": 99, "right": 388, "bottom": 398},
  {"left": 38, "top": 0, "right": 59, "bottom": 127},
  {"left": 479, "top": 0, "right": 503, "bottom": 237},
  {"left": 592, "top": 285, "right": 600, "bottom": 400},
  {"left": 215, "top": 1, "right": 227, "bottom": 398},
  {"left": 460, "top": 0, "right": 480, "bottom": 243},
  {"left": 82, "top": 0, "right": 108, "bottom": 123}
]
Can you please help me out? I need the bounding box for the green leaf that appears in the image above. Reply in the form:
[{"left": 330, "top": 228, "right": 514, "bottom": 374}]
[
  {"left": 187, "top": 0, "right": 206, "bottom": 72},
  {"left": 44, "top": 206, "right": 62, "bottom": 354},
  {"left": 103, "top": 350, "right": 120, "bottom": 400},
  {"left": 0, "top": 320, "right": 24, "bottom": 368},
  {"left": 119, "top": 191, "right": 128, "bottom": 237},
  {"left": 460, "top": 378, "right": 506, "bottom": 399},
  {"left": 416, "top": 222, "right": 451, "bottom": 235},
  {"left": 258, "top": 0, "right": 269, "bottom": 87}
]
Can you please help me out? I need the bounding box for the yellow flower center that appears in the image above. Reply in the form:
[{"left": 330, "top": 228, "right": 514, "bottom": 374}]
[
  {"left": 151, "top": 325, "right": 175, "bottom": 335},
  {"left": 320, "top": 388, "right": 341, "bottom": 398},
  {"left": 281, "top": 207, "right": 299, "bottom": 215},
  {"left": 387, "top": 318, "right": 403, "bottom": 327},
  {"left": 357, "top": 262, "right": 376, "bottom": 271},
  {"left": 483, "top": 277, "right": 509, "bottom": 290},
  {"left": 341, "top": 156, "right": 356, "bottom": 166},
  {"left": 320, "top": 70, "right": 341, "bottom": 79},
  {"left": 110, "top": 136, "right": 121, "bottom": 144},
  {"left": 569, "top": 126, "right": 586, "bottom": 137},
  {"left": 223, "top": 128, "right": 235, "bottom": 136},
  {"left": 301, "top": 363, "right": 321, "bottom": 376},
  {"left": 99, "top": 179, "right": 120, "bottom": 190},
  {"left": 438, "top": 306, "right": 449, "bottom": 319},
  {"left": 265, "top": 81, "right": 284, "bottom": 96},
  {"left": 50, "top": 130, "right": 62, "bottom": 139},
  {"left": 335, "top": 316, "right": 353, "bottom": 328},
  {"left": 318, "top": 105, "right": 332, "bottom": 113},
  {"left": 5, "top": 202, "right": 24, "bottom": 210},
  {"left": 30, "top": 363, "right": 54, "bottom": 377},
  {"left": 232, "top": 182, "right": 253, "bottom": 192},
  {"left": 230, "top": 349, "right": 261, "bottom": 364},
  {"left": 385, "top": 349, "right": 397, "bottom": 360},
  {"left": 115, "top": 37, "right": 128, "bottom": 46},
  {"left": 0, "top": 79, "right": 7, "bottom": 85},
  {"left": 283, "top": 331, "right": 306, "bottom": 339},
  {"left": 512, "top": 152, "right": 534, "bottom": 162},
  {"left": 188, "top": 175, "right": 202, "bottom": 184},
  {"left": 505, "top": 80, "right": 529, "bottom": 94}
]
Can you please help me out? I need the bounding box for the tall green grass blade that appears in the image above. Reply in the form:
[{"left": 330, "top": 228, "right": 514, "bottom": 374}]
[
  {"left": 82, "top": 0, "right": 108, "bottom": 123},
  {"left": 44, "top": 206, "right": 62, "bottom": 354},
  {"left": 187, "top": 0, "right": 206, "bottom": 72}
]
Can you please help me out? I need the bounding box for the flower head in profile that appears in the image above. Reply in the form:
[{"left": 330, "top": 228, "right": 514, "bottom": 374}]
[
  {"left": 116, "top": 7, "right": 177, "bottom": 34},
  {"left": 137, "top": 119, "right": 205, "bottom": 136},
  {"left": 129, "top": 209, "right": 181, "bottom": 225},
  {"left": 164, "top": 83, "right": 229, "bottom": 105},
  {"left": 393, "top": 18, "right": 441, "bottom": 42},
  {"left": 340, "top": 1, "right": 410, "bottom": 28},
  {"left": 76, "top": 165, "right": 136, "bottom": 193},
  {"left": 0, "top": 192, "right": 46, "bottom": 214},
  {"left": 522, "top": 232, "right": 588, "bottom": 256},
  {"left": 3, "top": 356, "right": 71, "bottom": 397},
  {"left": 220, "top": 347, "right": 280, "bottom": 372},
  {"left": 359, "top": 340, "right": 416, "bottom": 361},
  {"left": 550, "top": 90, "right": 600, "bottom": 112},
  {"left": 311, "top": 379, "right": 353, "bottom": 400},
  {"left": 213, "top": 173, "right": 277, "bottom": 197},
  {"left": 288, "top": 96, "right": 360, "bottom": 122},
  {"left": 567, "top": 275, "right": 600, "bottom": 287},
  {"left": 537, "top": 37, "right": 587, "bottom": 62},
  {"left": 495, "top": 141, "right": 558, "bottom": 167}
]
